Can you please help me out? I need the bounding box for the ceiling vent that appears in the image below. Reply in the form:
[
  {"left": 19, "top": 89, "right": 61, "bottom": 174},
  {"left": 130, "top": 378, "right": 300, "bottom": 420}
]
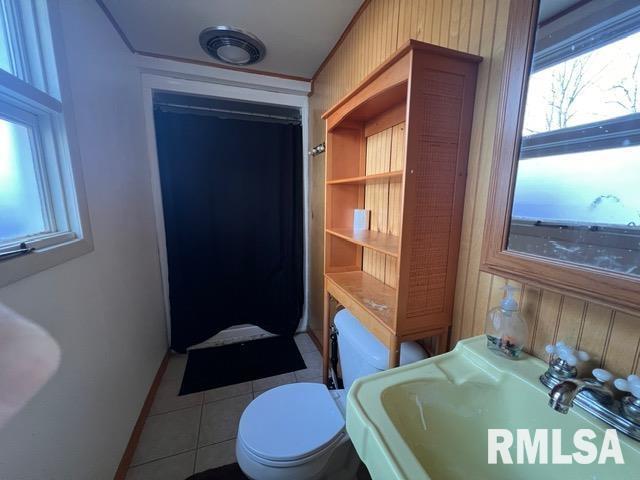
[{"left": 199, "top": 26, "right": 266, "bottom": 66}]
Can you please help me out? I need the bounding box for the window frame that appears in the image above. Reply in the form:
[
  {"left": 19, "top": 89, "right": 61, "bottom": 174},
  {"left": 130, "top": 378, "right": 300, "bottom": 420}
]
[
  {"left": 520, "top": 113, "right": 640, "bottom": 159},
  {"left": 0, "top": 0, "right": 92, "bottom": 287},
  {"left": 481, "top": 0, "right": 640, "bottom": 312}
]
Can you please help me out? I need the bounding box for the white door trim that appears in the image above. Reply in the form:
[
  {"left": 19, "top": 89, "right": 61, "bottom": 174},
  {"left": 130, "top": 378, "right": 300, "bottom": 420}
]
[
  {"left": 140, "top": 68, "right": 310, "bottom": 347},
  {"left": 136, "top": 53, "right": 311, "bottom": 96}
]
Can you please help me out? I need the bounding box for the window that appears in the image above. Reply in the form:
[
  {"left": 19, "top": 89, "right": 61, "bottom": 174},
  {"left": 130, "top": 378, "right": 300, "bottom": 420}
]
[
  {"left": 523, "top": 32, "right": 640, "bottom": 133},
  {"left": 482, "top": 0, "right": 640, "bottom": 311},
  {"left": 507, "top": 1, "right": 640, "bottom": 278},
  {"left": 0, "top": 115, "right": 48, "bottom": 242},
  {"left": 0, "top": 0, "right": 91, "bottom": 285}
]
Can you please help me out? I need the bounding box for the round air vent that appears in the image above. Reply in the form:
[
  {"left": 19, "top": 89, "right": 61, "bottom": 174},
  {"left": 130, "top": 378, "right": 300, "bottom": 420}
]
[{"left": 199, "top": 26, "right": 266, "bottom": 66}]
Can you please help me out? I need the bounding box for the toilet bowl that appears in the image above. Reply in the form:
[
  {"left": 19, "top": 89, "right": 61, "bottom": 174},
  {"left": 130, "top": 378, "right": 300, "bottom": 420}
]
[
  {"left": 236, "top": 383, "right": 359, "bottom": 480},
  {"left": 236, "top": 309, "right": 428, "bottom": 479}
]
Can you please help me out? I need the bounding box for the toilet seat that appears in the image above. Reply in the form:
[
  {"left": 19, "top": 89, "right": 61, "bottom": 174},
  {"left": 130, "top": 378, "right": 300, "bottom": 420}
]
[
  {"left": 238, "top": 429, "right": 348, "bottom": 468},
  {"left": 237, "top": 383, "right": 345, "bottom": 464}
]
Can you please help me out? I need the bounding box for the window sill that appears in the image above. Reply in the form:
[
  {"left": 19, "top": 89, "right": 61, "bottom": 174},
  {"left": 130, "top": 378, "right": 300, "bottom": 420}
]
[{"left": 0, "top": 236, "right": 93, "bottom": 288}]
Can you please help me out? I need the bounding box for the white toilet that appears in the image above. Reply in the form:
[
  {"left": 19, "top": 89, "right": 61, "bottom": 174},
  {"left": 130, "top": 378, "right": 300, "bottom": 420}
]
[{"left": 236, "top": 309, "right": 428, "bottom": 479}]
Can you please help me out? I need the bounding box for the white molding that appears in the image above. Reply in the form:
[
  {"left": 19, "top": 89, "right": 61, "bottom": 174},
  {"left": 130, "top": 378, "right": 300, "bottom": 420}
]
[
  {"left": 141, "top": 83, "right": 172, "bottom": 342},
  {"left": 0, "top": 69, "right": 62, "bottom": 112},
  {"left": 136, "top": 53, "right": 311, "bottom": 96},
  {"left": 141, "top": 70, "right": 310, "bottom": 346},
  {"left": 0, "top": 231, "right": 75, "bottom": 254},
  {"left": 0, "top": 237, "right": 92, "bottom": 287}
]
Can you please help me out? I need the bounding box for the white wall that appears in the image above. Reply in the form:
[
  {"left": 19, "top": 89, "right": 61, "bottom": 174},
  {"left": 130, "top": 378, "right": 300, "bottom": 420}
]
[{"left": 0, "top": 1, "right": 168, "bottom": 479}]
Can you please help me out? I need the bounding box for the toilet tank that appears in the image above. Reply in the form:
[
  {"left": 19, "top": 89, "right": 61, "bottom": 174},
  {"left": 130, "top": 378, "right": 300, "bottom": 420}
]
[{"left": 334, "top": 309, "right": 428, "bottom": 391}]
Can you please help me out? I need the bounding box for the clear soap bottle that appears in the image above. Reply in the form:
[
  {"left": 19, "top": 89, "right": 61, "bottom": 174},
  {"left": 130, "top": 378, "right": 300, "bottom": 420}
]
[{"left": 485, "top": 285, "right": 528, "bottom": 359}]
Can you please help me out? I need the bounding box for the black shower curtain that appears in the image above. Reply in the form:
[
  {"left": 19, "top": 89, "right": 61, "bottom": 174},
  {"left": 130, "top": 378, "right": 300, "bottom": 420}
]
[{"left": 154, "top": 109, "right": 304, "bottom": 353}]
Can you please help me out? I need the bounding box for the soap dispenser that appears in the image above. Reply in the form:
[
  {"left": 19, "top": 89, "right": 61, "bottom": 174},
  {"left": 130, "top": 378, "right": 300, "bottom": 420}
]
[{"left": 485, "top": 285, "right": 528, "bottom": 359}]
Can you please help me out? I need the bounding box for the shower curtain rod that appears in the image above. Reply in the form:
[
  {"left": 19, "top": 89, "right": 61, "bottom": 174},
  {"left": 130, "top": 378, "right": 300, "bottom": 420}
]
[{"left": 155, "top": 102, "right": 300, "bottom": 122}]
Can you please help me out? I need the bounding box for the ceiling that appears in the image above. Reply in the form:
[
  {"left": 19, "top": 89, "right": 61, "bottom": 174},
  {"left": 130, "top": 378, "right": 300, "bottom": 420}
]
[{"left": 100, "top": 0, "right": 363, "bottom": 80}]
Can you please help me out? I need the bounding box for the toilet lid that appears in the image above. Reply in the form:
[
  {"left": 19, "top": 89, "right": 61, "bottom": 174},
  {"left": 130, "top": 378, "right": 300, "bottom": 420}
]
[{"left": 238, "top": 383, "right": 345, "bottom": 462}]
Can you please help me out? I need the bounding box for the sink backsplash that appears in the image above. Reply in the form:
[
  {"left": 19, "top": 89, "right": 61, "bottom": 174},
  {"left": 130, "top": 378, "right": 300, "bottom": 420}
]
[{"left": 452, "top": 273, "right": 640, "bottom": 379}]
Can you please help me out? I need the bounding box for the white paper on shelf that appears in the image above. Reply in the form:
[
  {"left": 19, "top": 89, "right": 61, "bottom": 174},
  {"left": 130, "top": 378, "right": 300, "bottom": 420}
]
[{"left": 353, "top": 209, "right": 370, "bottom": 231}]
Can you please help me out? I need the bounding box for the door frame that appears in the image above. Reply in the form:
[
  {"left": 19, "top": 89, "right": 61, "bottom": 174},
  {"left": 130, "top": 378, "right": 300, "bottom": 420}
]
[{"left": 140, "top": 66, "right": 311, "bottom": 346}]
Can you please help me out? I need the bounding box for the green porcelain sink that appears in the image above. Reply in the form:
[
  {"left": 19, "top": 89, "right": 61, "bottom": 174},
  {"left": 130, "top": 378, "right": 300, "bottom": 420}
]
[{"left": 346, "top": 336, "right": 640, "bottom": 479}]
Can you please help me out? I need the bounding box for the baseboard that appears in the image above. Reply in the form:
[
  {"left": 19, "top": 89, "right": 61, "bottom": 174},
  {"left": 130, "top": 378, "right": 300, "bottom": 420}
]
[
  {"left": 307, "top": 328, "right": 322, "bottom": 352},
  {"left": 113, "top": 352, "right": 169, "bottom": 480}
]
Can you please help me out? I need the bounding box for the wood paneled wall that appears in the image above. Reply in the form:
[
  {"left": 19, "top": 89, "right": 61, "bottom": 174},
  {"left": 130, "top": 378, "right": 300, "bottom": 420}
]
[
  {"left": 362, "top": 124, "right": 404, "bottom": 288},
  {"left": 309, "top": 0, "right": 640, "bottom": 378}
]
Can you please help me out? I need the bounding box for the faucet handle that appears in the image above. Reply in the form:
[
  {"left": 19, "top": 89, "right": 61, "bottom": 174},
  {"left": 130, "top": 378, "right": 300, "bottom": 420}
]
[
  {"left": 546, "top": 342, "right": 589, "bottom": 366},
  {"left": 592, "top": 368, "right": 613, "bottom": 383},
  {"left": 614, "top": 375, "right": 640, "bottom": 399},
  {"left": 577, "top": 350, "right": 590, "bottom": 362}
]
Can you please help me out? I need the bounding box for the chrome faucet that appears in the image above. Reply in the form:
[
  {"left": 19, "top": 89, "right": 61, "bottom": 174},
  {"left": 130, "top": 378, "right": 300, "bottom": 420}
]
[
  {"left": 540, "top": 341, "right": 640, "bottom": 442},
  {"left": 539, "top": 341, "right": 588, "bottom": 387},
  {"left": 548, "top": 375, "right": 614, "bottom": 414}
]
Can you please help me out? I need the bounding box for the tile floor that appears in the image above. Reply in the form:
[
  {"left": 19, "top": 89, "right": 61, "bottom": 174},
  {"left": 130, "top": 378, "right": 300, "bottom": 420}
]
[{"left": 125, "top": 333, "right": 323, "bottom": 480}]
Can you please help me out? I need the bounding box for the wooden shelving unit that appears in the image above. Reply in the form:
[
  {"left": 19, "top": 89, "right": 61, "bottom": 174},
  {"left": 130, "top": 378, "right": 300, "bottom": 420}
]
[
  {"left": 326, "top": 270, "right": 397, "bottom": 336},
  {"left": 322, "top": 40, "right": 481, "bottom": 382},
  {"left": 326, "top": 228, "right": 399, "bottom": 257},
  {"left": 326, "top": 171, "right": 403, "bottom": 185}
]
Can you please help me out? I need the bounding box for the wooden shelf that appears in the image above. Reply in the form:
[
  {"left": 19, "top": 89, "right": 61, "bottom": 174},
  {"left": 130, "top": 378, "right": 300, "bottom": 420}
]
[
  {"left": 326, "top": 228, "right": 399, "bottom": 257},
  {"left": 326, "top": 271, "right": 396, "bottom": 331},
  {"left": 326, "top": 171, "right": 403, "bottom": 185}
]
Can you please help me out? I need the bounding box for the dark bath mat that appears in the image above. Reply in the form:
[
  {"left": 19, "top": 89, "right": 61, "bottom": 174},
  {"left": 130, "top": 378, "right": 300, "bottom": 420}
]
[
  {"left": 184, "top": 460, "right": 372, "bottom": 480},
  {"left": 186, "top": 463, "right": 248, "bottom": 480},
  {"left": 179, "top": 335, "right": 306, "bottom": 395}
]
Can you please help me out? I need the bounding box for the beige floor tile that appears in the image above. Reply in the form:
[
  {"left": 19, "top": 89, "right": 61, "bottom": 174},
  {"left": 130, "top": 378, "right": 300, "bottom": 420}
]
[
  {"left": 294, "top": 333, "right": 318, "bottom": 354},
  {"left": 251, "top": 372, "right": 295, "bottom": 392},
  {"left": 301, "top": 350, "right": 322, "bottom": 369},
  {"left": 163, "top": 354, "right": 188, "bottom": 381},
  {"left": 253, "top": 386, "right": 278, "bottom": 398},
  {"left": 195, "top": 439, "right": 236, "bottom": 472},
  {"left": 294, "top": 367, "right": 323, "bottom": 383},
  {"left": 131, "top": 406, "right": 201, "bottom": 466},
  {"left": 198, "top": 394, "right": 252, "bottom": 446},
  {"left": 126, "top": 450, "right": 195, "bottom": 480},
  {"left": 204, "top": 381, "right": 252, "bottom": 404},
  {"left": 150, "top": 375, "right": 203, "bottom": 415}
]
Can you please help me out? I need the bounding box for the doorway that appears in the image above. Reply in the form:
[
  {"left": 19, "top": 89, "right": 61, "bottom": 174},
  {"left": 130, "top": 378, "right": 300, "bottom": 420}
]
[{"left": 152, "top": 92, "right": 305, "bottom": 352}]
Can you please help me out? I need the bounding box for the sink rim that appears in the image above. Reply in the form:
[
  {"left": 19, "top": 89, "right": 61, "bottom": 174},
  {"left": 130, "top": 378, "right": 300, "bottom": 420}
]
[{"left": 346, "top": 336, "right": 640, "bottom": 480}]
